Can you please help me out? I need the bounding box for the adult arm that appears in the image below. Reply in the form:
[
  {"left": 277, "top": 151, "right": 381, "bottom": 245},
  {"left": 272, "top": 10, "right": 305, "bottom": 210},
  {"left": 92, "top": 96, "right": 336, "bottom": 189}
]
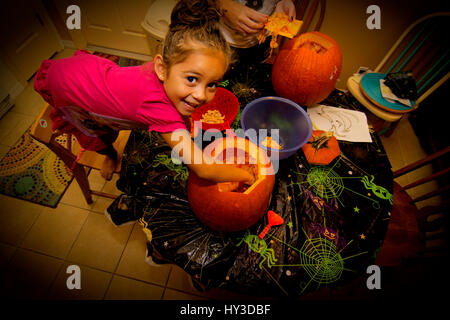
[{"left": 218, "top": 0, "right": 269, "bottom": 34}]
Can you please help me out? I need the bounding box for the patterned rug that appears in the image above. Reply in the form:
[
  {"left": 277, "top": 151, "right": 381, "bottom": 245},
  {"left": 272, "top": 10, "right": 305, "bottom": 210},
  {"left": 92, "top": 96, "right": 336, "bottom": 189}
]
[
  {"left": 0, "top": 51, "right": 145, "bottom": 207},
  {"left": 0, "top": 129, "right": 73, "bottom": 207}
]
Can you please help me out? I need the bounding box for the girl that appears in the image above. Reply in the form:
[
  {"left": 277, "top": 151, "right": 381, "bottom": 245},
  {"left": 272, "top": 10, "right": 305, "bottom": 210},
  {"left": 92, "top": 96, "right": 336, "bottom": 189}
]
[{"left": 34, "top": 0, "right": 254, "bottom": 185}]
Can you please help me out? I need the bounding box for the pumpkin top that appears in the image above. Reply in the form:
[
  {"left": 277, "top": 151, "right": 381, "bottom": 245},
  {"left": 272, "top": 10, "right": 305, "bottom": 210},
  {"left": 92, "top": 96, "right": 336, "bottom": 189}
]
[{"left": 308, "top": 131, "right": 335, "bottom": 152}]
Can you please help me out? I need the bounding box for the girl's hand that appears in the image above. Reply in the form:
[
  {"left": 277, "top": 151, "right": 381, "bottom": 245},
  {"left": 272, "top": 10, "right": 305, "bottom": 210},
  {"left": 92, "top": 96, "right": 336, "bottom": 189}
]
[
  {"left": 275, "top": 0, "right": 296, "bottom": 21},
  {"left": 244, "top": 171, "right": 256, "bottom": 185},
  {"left": 160, "top": 130, "right": 260, "bottom": 184},
  {"left": 220, "top": 0, "right": 268, "bottom": 34}
]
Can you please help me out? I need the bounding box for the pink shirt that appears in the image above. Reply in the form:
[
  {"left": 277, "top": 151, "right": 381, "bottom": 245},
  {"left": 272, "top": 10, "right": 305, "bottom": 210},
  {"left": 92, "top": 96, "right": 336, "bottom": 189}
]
[{"left": 45, "top": 52, "right": 186, "bottom": 133}]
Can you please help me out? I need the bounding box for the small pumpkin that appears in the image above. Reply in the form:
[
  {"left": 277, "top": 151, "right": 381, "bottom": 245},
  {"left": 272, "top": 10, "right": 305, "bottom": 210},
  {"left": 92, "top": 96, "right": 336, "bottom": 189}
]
[
  {"left": 302, "top": 130, "right": 340, "bottom": 165},
  {"left": 187, "top": 137, "right": 275, "bottom": 232},
  {"left": 272, "top": 32, "right": 342, "bottom": 106}
]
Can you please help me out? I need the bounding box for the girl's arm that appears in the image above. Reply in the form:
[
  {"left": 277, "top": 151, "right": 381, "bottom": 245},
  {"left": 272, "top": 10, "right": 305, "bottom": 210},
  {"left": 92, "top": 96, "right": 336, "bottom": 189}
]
[{"left": 160, "top": 130, "right": 255, "bottom": 184}]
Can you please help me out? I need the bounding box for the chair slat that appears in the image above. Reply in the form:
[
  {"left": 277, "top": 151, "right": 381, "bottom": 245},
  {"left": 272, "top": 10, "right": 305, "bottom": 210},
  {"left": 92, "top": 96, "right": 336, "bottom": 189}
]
[
  {"left": 385, "top": 22, "right": 428, "bottom": 74},
  {"left": 411, "top": 185, "right": 450, "bottom": 204},
  {"left": 399, "top": 167, "right": 450, "bottom": 191},
  {"left": 418, "top": 57, "right": 450, "bottom": 93},
  {"left": 393, "top": 146, "right": 450, "bottom": 178},
  {"left": 394, "top": 24, "right": 434, "bottom": 73},
  {"left": 416, "top": 49, "right": 449, "bottom": 86}
]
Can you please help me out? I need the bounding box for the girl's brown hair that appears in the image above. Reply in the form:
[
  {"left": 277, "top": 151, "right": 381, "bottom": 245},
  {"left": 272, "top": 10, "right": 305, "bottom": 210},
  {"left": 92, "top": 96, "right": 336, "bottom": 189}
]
[{"left": 161, "top": 0, "right": 233, "bottom": 71}]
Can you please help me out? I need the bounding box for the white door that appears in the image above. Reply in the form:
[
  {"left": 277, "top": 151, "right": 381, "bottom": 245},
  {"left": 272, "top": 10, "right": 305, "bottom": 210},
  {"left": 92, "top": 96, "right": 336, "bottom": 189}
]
[
  {"left": 0, "top": 0, "right": 62, "bottom": 82},
  {"left": 56, "top": 0, "right": 155, "bottom": 56}
]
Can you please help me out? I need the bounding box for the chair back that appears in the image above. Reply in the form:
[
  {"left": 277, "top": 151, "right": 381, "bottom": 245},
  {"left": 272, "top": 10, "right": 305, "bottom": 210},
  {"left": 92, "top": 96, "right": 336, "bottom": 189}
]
[
  {"left": 392, "top": 146, "right": 450, "bottom": 252},
  {"left": 375, "top": 12, "right": 450, "bottom": 105},
  {"left": 293, "top": 0, "right": 326, "bottom": 35},
  {"left": 393, "top": 146, "right": 450, "bottom": 204},
  {"left": 30, "top": 103, "right": 130, "bottom": 172}
]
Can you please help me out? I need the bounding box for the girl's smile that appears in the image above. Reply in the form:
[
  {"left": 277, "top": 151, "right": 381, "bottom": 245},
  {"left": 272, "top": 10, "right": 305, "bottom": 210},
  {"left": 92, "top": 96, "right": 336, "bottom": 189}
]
[{"left": 154, "top": 48, "right": 227, "bottom": 117}]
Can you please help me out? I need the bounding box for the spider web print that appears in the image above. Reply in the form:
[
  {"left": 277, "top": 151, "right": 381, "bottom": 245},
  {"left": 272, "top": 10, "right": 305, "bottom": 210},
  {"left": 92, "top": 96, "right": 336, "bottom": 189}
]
[
  {"left": 306, "top": 166, "right": 345, "bottom": 201},
  {"left": 293, "top": 157, "right": 387, "bottom": 209},
  {"left": 270, "top": 229, "right": 367, "bottom": 295},
  {"left": 299, "top": 237, "right": 344, "bottom": 284}
]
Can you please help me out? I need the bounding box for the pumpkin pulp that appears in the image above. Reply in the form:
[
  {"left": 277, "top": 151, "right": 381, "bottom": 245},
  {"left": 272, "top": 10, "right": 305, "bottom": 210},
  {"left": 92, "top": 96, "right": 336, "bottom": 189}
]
[{"left": 217, "top": 151, "right": 259, "bottom": 193}]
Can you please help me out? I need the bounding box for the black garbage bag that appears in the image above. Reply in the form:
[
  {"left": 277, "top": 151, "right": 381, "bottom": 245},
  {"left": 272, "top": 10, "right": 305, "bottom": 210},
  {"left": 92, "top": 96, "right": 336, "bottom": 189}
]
[{"left": 384, "top": 71, "right": 418, "bottom": 100}]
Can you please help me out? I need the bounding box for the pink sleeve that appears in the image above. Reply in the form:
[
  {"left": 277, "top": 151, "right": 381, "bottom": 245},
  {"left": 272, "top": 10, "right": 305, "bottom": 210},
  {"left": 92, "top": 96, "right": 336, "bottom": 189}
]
[{"left": 136, "top": 101, "right": 186, "bottom": 133}]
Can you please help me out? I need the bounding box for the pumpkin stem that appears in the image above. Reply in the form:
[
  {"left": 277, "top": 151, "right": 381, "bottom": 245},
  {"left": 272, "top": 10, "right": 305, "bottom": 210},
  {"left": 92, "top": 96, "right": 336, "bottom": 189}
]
[{"left": 309, "top": 131, "right": 334, "bottom": 152}]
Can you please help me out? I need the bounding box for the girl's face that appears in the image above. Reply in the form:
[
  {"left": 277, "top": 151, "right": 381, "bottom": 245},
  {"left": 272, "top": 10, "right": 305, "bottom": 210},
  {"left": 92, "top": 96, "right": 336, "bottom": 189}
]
[{"left": 155, "top": 49, "right": 227, "bottom": 117}]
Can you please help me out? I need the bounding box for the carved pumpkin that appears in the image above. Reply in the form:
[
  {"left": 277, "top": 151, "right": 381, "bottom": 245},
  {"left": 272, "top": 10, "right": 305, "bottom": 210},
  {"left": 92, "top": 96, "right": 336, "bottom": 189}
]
[
  {"left": 187, "top": 137, "right": 275, "bottom": 232},
  {"left": 272, "top": 32, "right": 342, "bottom": 106},
  {"left": 302, "top": 130, "right": 340, "bottom": 165}
]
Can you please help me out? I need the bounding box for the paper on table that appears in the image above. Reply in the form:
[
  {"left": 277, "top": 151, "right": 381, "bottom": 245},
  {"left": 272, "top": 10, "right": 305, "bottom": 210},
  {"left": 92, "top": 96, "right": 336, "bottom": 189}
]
[{"left": 307, "top": 105, "right": 372, "bottom": 143}]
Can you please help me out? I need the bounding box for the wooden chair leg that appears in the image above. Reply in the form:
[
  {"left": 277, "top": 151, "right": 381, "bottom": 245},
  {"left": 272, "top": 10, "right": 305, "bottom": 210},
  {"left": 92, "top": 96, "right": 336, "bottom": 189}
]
[
  {"left": 44, "top": 139, "right": 94, "bottom": 204},
  {"left": 72, "top": 164, "right": 93, "bottom": 204},
  {"left": 380, "top": 120, "right": 400, "bottom": 137}
]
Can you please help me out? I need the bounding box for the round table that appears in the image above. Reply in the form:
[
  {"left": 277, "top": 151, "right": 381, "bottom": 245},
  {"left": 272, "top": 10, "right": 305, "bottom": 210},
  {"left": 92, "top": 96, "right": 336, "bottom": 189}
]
[{"left": 109, "top": 67, "right": 393, "bottom": 298}]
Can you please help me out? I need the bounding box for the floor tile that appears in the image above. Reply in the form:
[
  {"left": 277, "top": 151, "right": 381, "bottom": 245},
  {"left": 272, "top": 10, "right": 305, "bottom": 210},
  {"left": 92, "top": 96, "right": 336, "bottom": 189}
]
[
  {"left": 53, "top": 49, "right": 76, "bottom": 59},
  {"left": 60, "top": 176, "right": 99, "bottom": 210},
  {"left": 21, "top": 203, "right": 89, "bottom": 258},
  {"left": 166, "top": 264, "right": 204, "bottom": 296},
  {"left": 162, "top": 288, "right": 207, "bottom": 300},
  {"left": 91, "top": 173, "right": 121, "bottom": 214},
  {"left": 66, "top": 212, "right": 133, "bottom": 272},
  {"left": 88, "top": 169, "right": 109, "bottom": 190},
  {"left": 60, "top": 170, "right": 117, "bottom": 211},
  {"left": 0, "top": 242, "right": 16, "bottom": 268},
  {"left": 0, "top": 144, "right": 10, "bottom": 159},
  {"left": 11, "top": 84, "right": 45, "bottom": 118},
  {"left": 104, "top": 275, "right": 164, "bottom": 300},
  {"left": 101, "top": 174, "right": 122, "bottom": 196},
  {"left": 48, "top": 262, "right": 112, "bottom": 300},
  {"left": 1, "top": 248, "right": 63, "bottom": 299},
  {"left": 0, "top": 111, "right": 36, "bottom": 146},
  {"left": 0, "top": 195, "right": 43, "bottom": 245},
  {"left": 116, "top": 224, "right": 172, "bottom": 286}
]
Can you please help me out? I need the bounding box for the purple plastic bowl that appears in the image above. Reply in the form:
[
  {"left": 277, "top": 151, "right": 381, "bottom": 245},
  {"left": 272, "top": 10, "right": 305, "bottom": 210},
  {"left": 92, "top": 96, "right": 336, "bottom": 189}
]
[{"left": 241, "top": 96, "right": 313, "bottom": 160}]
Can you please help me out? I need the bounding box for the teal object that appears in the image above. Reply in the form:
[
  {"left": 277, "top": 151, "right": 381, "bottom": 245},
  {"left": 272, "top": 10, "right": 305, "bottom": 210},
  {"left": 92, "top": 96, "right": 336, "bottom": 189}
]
[{"left": 360, "top": 73, "right": 415, "bottom": 112}]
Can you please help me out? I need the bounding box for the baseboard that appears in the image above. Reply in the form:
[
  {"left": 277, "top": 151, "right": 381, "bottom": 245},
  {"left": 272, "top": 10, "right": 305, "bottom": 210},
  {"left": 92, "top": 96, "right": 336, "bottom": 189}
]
[
  {"left": 86, "top": 45, "right": 153, "bottom": 62},
  {"left": 61, "top": 40, "right": 76, "bottom": 50},
  {"left": 9, "top": 82, "right": 25, "bottom": 101}
]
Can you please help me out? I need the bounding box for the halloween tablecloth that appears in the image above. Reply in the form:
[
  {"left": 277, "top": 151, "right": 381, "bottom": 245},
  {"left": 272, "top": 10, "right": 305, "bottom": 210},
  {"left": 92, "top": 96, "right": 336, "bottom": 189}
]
[{"left": 108, "top": 66, "right": 393, "bottom": 297}]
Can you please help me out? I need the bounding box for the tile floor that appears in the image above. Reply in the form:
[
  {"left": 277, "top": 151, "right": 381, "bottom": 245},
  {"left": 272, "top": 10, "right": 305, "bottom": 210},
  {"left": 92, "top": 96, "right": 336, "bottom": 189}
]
[{"left": 0, "top": 49, "right": 435, "bottom": 300}]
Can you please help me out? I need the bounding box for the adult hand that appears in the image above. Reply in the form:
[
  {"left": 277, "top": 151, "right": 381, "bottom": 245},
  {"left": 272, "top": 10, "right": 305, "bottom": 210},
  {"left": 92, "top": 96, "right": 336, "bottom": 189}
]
[
  {"left": 220, "top": 0, "right": 268, "bottom": 34},
  {"left": 275, "top": 0, "right": 296, "bottom": 21}
]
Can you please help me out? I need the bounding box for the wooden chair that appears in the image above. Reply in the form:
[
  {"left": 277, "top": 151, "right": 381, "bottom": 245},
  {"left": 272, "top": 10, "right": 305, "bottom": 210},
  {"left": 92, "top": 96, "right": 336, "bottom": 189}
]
[
  {"left": 293, "top": 0, "right": 326, "bottom": 35},
  {"left": 347, "top": 12, "right": 450, "bottom": 136},
  {"left": 376, "top": 146, "right": 450, "bottom": 266},
  {"left": 30, "top": 104, "right": 131, "bottom": 204}
]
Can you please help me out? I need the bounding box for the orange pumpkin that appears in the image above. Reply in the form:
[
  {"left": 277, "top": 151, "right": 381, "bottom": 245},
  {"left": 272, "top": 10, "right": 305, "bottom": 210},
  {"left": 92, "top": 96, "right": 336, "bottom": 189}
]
[
  {"left": 272, "top": 32, "right": 342, "bottom": 106},
  {"left": 187, "top": 137, "right": 275, "bottom": 232},
  {"left": 302, "top": 130, "right": 340, "bottom": 165}
]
